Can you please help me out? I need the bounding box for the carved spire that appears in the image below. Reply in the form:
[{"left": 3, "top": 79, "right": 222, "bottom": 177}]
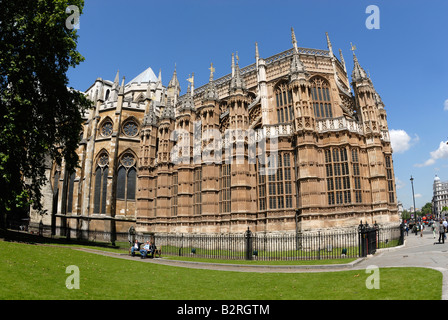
[
  {"left": 112, "top": 70, "right": 119, "bottom": 89},
  {"left": 161, "top": 96, "right": 175, "bottom": 120},
  {"left": 202, "top": 63, "right": 219, "bottom": 102},
  {"left": 229, "top": 51, "right": 246, "bottom": 94},
  {"left": 325, "top": 32, "right": 334, "bottom": 57},
  {"left": 231, "top": 52, "right": 235, "bottom": 78},
  {"left": 110, "top": 70, "right": 120, "bottom": 101},
  {"left": 186, "top": 72, "right": 194, "bottom": 96},
  {"left": 168, "top": 64, "right": 180, "bottom": 91},
  {"left": 143, "top": 100, "right": 158, "bottom": 127},
  {"left": 119, "top": 76, "right": 125, "bottom": 96},
  {"left": 179, "top": 79, "right": 195, "bottom": 112},
  {"left": 255, "top": 42, "right": 259, "bottom": 61},
  {"left": 291, "top": 27, "right": 298, "bottom": 53},
  {"left": 350, "top": 43, "right": 369, "bottom": 83},
  {"left": 289, "top": 28, "right": 307, "bottom": 84},
  {"left": 339, "top": 48, "right": 347, "bottom": 73}
]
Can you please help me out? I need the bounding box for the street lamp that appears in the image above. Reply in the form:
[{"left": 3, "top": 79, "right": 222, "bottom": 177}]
[{"left": 410, "top": 175, "right": 416, "bottom": 221}]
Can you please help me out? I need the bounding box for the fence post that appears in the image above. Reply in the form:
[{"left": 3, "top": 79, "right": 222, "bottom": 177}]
[
  {"left": 399, "top": 222, "right": 405, "bottom": 245},
  {"left": 245, "top": 227, "right": 253, "bottom": 260},
  {"left": 358, "top": 220, "right": 366, "bottom": 257}
]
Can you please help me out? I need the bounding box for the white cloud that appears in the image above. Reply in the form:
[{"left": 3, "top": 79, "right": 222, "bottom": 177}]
[
  {"left": 444, "top": 99, "right": 448, "bottom": 111},
  {"left": 415, "top": 140, "right": 448, "bottom": 167},
  {"left": 395, "top": 178, "right": 406, "bottom": 190},
  {"left": 390, "top": 129, "right": 418, "bottom": 153},
  {"left": 414, "top": 193, "right": 422, "bottom": 198}
]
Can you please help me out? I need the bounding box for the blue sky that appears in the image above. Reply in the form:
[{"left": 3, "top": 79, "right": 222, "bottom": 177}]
[{"left": 67, "top": 0, "right": 448, "bottom": 211}]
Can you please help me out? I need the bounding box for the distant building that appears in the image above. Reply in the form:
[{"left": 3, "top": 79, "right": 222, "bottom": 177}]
[
  {"left": 397, "top": 201, "right": 403, "bottom": 218},
  {"left": 29, "top": 29, "right": 399, "bottom": 237},
  {"left": 433, "top": 175, "right": 448, "bottom": 218}
]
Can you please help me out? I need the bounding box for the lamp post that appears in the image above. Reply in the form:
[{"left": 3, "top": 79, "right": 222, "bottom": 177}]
[{"left": 410, "top": 175, "right": 416, "bottom": 222}]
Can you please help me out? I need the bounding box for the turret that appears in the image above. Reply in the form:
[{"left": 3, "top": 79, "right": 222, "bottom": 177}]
[
  {"left": 167, "top": 65, "right": 181, "bottom": 106},
  {"left": 289, "top": 28, "right": 308, "bottom": 86}
]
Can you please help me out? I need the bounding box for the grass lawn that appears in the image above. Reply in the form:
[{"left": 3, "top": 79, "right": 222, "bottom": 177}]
[{"left": 0, "top": 240, "right": 442, "bottom": 300}]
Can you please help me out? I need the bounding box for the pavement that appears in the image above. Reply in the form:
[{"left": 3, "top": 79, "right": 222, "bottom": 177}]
[{"left": 76, "top": 228, "right": 448, "bottom": 299}]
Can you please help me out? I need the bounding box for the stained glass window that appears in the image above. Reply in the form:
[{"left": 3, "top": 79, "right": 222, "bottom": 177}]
[
  {"left": 101, "top": 122, "right": 113, "bottom": 137},
  {"left": 116, "top": 154, "right": 137, "bottom": 201},
  {"left": 93, "top": 153, "right": 109, "bottom": 214},
  {"left": 311, "top": 78, "right": 333, "bottom": 119},
  {"left": 123, "top": 121, "right": 138, "bottom": 137}
]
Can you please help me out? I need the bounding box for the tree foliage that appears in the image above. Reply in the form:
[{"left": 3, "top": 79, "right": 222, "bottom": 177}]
[
  {"left": 0, "top": 0, "right": 91, "bottom": 226},
  {"left": 421, "top": 202, "right": 433, "bottom": 216}
]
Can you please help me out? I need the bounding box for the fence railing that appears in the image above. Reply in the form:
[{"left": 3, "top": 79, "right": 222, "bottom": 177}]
[
  {"left": 35, "top": 222, "right": 404, "bottom": 261},
  {"left": 142, "top": 223, "right": 405, "bottom": 261}
]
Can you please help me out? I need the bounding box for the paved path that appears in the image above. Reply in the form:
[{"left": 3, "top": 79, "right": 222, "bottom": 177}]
[{"left": 76, "top": 228, "right": 448, "bottom": 299}]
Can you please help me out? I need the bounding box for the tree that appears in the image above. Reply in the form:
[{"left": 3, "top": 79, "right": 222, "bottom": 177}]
[
  {"left": 421, "top": 202, "right": 433, "bottom": 216},
  {"left": 401, "top": 209, "right": 410, "bottom": 220},
  {"left": 0, "top": 0, "right": 90, "bottom": 228}
]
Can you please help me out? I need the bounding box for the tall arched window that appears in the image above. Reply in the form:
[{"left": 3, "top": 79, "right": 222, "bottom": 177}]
[
  {"left": 67, "top": 171, "right": 76, "bottom": 213},
  {"left": 275, "top": 83, "right": 293, "bottom": 124},
  {"left": 116, "top": 153, "right": 137, "bottom": 201},
  {"left": 325, "top": 147, "right": 350, "bottom": 205},
  {"left": 93, "top": 153, "right": 109, "bottom": 214},
  {"left": 310, "top": 77, "right": 333, "bottom": 119}
]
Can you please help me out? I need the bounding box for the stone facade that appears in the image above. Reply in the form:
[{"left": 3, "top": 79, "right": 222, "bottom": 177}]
[
  {"left": 29, "top": 30, "right": 399, "bottom": 237},
  {"left": 432, "top": 175, "right": 448, "bottom": 218}
]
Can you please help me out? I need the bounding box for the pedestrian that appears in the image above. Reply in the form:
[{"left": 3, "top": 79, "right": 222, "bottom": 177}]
[
  {"left": 444, "top": 220, "right": 448, "bottom": 240},
  {"left": 438, "top": 221, "right": 446, "bottom": 244}
]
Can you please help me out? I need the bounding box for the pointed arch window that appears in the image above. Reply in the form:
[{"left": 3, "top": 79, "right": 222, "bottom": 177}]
[
  {"left": 275, "top": 83, "right": 294, "bottom": 124},
  {"left": 116, "top": 153, "right": 137, "bottom": 201},
  {"left": 67, "top": 171, "right": 76, "bottom": 213},
  {"left": 93, "top": 153, "right": 109, "bottom": 214},
  {"left": 171, "top": 172, "right": 178, "bottom": 216},
  {"left": 193, "top": 167, "right": 202, "bottom": 215},
  {"left": 310, "top": 78, "right": 333, "bottom": 119},
  {"left": 267, "top": 152, "right": 294, "bottom": 210},
  {"left": 385, "top": 155, "right": 395, "bottom": 203},
  {"left": 325, "top": 147, "right": 350, "bottom": 205},
  {"left": 219, "top": 164, "right": 231, "bottom": 213}
]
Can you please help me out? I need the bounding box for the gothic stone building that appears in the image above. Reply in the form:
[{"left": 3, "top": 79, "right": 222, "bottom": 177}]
[{"left": 29, "top": 30, "right": 399, "bottom": 236}]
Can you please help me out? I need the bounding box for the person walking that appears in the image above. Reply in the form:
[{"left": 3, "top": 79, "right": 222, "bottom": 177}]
[
  {"left": 443, "top": 220, "right": 448, "bottom": 240},
  {"left": 438, "top": 221, "right": 446, "bottom": 244}
]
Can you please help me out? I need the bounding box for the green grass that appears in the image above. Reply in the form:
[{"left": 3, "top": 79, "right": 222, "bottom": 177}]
[{"left": 0, "top": 240, "right": 442, "bottom": 300}]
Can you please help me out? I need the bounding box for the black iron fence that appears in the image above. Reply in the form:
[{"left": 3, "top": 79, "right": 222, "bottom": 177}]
[
  {"left": 35, "top": 221, "right": 404, "bottom": 261},
  {"left": 145, "top": 222, "right": 405, "bottom": 261}
]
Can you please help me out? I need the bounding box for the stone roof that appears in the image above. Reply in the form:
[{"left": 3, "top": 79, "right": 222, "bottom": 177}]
[{"left": 127, "top": 67, "right": 158, "bottom": 85}]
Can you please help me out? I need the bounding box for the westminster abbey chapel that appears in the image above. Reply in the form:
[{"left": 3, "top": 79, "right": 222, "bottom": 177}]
[{"left": 29, "top": 29, "right": 399, "bottom": 237}]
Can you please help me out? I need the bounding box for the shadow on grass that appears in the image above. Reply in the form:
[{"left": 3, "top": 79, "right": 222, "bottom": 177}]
[{"left": 0, "top": 228, "right": 125, "bottom": 251}]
